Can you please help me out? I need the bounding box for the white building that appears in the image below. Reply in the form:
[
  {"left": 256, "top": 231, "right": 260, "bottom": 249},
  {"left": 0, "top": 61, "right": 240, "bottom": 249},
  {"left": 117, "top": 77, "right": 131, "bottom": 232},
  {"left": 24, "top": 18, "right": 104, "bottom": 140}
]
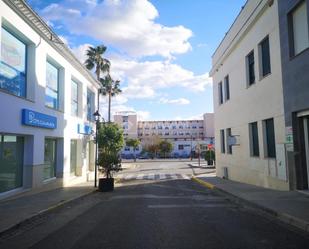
[
  {"left": 114, "top": 112, "right": 214, "bottom": 158},
  {"left": 0, "top": 0, "right": 99, "bottom": 198},
  {"left": 210, "top": 0, "right": 289, "bottom": 190}
]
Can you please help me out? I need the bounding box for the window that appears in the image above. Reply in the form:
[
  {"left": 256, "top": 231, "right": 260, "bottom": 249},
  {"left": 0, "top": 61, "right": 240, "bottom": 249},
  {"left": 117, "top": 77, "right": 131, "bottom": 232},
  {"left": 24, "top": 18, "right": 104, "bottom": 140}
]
[
  {"left": 178, "top": 145, "right": 184, "bottom": 150},
  {"left": 264, "top": 118, "right": 276, "bottom": 158},
  {"left": 218, "top": 82, "right": 223, "bottom": 105},
  {"left": 290, "top": 1, "right": 309, "bottom": 56},
  {"left": 220, "top": 129, "right": 225, "bottom": 153},
  {"left": 122, "top": 116, "right": 128, "bottom": 122},
  {"left": 87, "top": 89, "right": 95, "bottom": 121},
  {"left": 0, "top": 135, "right": 24, "bottom": 193},
  {"left": 44, "top": 138, "right": 57, "bottom": 180},
  {"left": 45, "top": 61, "right": 59, "bottom": 109},
  {"left": 0, "top": 27, "right": 27, "bottom": 97},
  {"left": 249, "top": 122, "right": 259, "bottom": 157},
  {"left": 71, "top": 80, "right": 78, "bottom": 116},
  {"left": 224, "top": 75, "right": 230, "bottom": 101},
  {"left": 226, "top": 128, "right": 232, "bottom": 154},
  {"left": 246, "top": 51, "right": 255, "bottom": 85},
  {"left": 259, "top": 36, "right": 271, "bottom": 77}
]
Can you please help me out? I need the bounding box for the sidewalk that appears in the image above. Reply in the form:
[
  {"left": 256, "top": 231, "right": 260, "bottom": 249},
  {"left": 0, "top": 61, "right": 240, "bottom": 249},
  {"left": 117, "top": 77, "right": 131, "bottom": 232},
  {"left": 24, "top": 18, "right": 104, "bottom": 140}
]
[
  {"left": 192, "top": 176, "right": 309, "bottom": 233},
  {"left": 0, "top": 182, "right": 95, "bottom": 236}
]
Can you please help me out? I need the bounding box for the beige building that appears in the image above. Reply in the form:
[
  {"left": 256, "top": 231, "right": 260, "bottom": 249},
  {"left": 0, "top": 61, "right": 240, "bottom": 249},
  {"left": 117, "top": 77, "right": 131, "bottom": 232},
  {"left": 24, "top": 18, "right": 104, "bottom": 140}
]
[
  {"left": 210, "top": 0, "right": 289, "bottom": 190},
  {"left": 114, "top": 111, "right": 138, "bottom": 139}
]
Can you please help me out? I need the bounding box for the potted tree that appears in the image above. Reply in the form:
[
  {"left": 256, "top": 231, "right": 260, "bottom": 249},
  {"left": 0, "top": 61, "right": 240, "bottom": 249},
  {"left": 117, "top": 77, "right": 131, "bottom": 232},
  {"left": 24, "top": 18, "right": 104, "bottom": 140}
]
[
  {"left": 205, "top": 149, "right": 215, "bottom": 166},
  {"left": 97, "top": 123, "right": 124, "bottom": 192}
]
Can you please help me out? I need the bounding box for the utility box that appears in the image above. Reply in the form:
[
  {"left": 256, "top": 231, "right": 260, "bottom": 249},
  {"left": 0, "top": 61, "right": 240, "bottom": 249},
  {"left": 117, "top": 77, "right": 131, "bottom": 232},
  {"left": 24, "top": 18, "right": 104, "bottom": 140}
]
[{"left": 276, "top": 144, "right": 287, "bottom": 181}]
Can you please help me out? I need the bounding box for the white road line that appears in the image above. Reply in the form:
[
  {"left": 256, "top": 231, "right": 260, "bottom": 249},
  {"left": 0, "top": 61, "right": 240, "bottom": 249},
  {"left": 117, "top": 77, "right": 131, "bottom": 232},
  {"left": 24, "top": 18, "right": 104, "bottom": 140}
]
[
  {"left": 182, "top": 174, "right": 190, "bottom": 180},
  {"left": 159, "top": 174, "right": 167, "bottom": 180},
  {"left": 136, "top": 174, "right": 144, "bottom": 180},
  {"left": 170, "top": 174, "right": 178, "bottom": 179},
  {"left": 147, "top": 174, "right": 155, "bottom": 180},
  {"left": 148, "top": 204, "right": 235, "bottom": 209},
  {"left": 124, "top": 174, "right": 135, "bottom": 180}
]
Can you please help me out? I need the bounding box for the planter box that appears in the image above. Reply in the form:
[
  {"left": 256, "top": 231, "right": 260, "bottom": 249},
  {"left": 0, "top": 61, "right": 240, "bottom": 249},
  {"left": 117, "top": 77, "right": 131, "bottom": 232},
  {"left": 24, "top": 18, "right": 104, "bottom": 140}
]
[{"left": 98, "top": 178, "right": 114, "bottom": 192}]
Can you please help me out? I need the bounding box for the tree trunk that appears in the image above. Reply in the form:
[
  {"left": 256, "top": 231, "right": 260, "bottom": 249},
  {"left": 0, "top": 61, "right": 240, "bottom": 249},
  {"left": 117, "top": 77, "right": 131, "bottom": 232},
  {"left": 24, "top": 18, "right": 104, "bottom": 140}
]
[
  {"left": 96, "top": 66, "right": 100, "bottom": 81},
  {"left": 108, "top": 92, "right": 112, "bottom": 122}
]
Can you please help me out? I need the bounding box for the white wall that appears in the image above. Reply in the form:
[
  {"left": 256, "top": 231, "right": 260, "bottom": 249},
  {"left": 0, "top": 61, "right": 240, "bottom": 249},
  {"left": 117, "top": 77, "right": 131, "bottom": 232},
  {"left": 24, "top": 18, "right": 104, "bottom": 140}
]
[
  {"left": 211, "top": 0, "right": 288, "bottom": 190},
  {"left": 0, "top": 0, "right": 98, "bottom": 194}
]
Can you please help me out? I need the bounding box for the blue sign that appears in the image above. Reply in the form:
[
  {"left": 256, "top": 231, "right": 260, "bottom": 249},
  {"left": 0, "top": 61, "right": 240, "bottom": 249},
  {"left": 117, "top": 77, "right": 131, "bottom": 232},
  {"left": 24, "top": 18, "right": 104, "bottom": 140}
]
[
  {"left": 22, "top": 109, "right": 57, "bottom": 129},
  {"left": 78, "top": 124, "right": 92, "bottom": 135}
]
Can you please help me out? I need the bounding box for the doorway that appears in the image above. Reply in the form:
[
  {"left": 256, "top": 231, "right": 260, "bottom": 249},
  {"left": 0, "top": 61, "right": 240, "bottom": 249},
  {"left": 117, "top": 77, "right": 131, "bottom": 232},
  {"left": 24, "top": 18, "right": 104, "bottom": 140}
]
[{"left": 303, "top": 116, "right": 309, "bottom": 189}]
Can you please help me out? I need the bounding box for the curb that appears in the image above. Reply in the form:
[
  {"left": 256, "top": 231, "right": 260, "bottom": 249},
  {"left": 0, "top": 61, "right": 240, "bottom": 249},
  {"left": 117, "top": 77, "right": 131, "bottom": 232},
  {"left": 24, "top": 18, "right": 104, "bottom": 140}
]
[
  {"left": 191, "top": 176, "right": 215, "bottom": 189},
  {"left": 191, "top": 176, "right": 309, "bottom": 234},
  {"left": 0, "top": 189, "right": 96, "bottom": 238}
]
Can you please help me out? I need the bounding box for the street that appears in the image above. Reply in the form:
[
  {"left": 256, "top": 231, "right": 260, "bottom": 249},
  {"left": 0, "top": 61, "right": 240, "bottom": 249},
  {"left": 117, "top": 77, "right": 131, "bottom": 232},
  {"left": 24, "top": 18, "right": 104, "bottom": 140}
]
[{"left": 1, "top": 161, "right": 309, "bottom": 249}]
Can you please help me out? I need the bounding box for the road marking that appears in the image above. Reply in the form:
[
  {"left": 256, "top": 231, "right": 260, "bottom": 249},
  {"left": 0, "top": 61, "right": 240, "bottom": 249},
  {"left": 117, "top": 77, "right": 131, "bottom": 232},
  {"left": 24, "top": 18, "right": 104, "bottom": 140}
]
[
  {"left": 182, "top": 174, "right": 190, "bottom": 180},
  {"left": 147, "top": 174, "right": 155, "bottom": 180},
  {"left": 124, "top": 174, "right": 134, "bottom": 180},
  {"left": 136, "top": 174, "right": 144, "bottom": 179},
  {"left": 117, "top": 173, "right": 192, "bottom": 181},
  {"left": 159, "top": 174, "right": 167, "bottom": 180},
  {"left": 170, "top": 174, "right": 177, "bottom": 179},
  {"left": 147, "top": 204, "right": 235, "bottom": 209}
]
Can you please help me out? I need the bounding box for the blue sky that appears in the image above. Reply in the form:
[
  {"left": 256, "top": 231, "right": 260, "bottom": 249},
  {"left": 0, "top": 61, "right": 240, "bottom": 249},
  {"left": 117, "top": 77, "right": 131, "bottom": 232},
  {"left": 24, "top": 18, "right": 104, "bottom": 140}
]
[{"left": 28, "top": 0, "right": 246, "bottom": 121}]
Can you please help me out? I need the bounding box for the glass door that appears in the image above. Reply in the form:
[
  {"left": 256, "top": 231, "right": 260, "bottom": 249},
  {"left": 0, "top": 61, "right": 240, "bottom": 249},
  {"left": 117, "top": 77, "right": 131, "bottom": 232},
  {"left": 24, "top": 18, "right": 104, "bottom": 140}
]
[
  {"left": 0, "top": 135, "right": 24, "bottom": 193},
  {"left": 44, "top": 138, "right": 57, "bottom": 180},
  {"left": 70, "top": 140, "right": 77, "bottom": 176}
]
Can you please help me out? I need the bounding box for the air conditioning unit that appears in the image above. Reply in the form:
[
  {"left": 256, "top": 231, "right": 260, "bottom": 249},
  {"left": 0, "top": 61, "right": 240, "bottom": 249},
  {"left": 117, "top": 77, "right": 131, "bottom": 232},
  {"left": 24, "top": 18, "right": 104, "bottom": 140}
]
[{"left": 223, "top": 167, "right": 229, "bottom": 179}]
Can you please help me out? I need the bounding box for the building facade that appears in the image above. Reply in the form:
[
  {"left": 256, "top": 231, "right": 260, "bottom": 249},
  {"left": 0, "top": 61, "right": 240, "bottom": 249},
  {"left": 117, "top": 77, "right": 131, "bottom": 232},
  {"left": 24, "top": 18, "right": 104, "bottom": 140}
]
[
  {"left": 114, "top": 113, "right": 214, "bottom": 158},
  {"left": 0, "top": 0, "right": 98, "bottom": 198},
  {"left": 278, "top": 0, "right": 309, "bottom": 190},
  {"left": 211, "top": 0, "right": 289, "bottom": 190}
]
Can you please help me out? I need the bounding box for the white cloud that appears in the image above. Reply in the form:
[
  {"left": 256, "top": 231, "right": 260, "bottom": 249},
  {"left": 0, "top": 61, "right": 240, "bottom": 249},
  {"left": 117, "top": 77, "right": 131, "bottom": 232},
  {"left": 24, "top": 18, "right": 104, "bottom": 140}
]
[
  {"left": 159, "top": 97, "right": 190, "bottom": 105},
  {"left": 70, "top": 43, "right": 93, "bottom": 64},
  {"left": 40, "top": 0, "right": 192, "bottom": 58},
  {"left": 110, "top": 55, "right": 212, "bottom": 95},
  {"left": 69, "top": 45, "right": 212, "bottom": 103}
]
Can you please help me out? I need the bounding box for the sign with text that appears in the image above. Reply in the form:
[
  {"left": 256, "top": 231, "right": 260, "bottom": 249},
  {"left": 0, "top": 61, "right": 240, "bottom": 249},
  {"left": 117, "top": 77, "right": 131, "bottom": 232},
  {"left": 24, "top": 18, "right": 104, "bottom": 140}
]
[
  {"left": 22, "top": 109, "right": 57, "bottom": 129},
  {"left": 78, "top": 124, "right": 92, "bottom": 135}
]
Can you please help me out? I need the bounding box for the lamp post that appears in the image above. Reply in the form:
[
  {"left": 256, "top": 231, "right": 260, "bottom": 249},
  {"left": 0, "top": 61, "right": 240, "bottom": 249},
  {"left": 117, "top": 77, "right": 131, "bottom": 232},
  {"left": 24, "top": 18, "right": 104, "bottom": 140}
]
[{"left": 93, "top": 110, "right": 101, "bottom": 188}]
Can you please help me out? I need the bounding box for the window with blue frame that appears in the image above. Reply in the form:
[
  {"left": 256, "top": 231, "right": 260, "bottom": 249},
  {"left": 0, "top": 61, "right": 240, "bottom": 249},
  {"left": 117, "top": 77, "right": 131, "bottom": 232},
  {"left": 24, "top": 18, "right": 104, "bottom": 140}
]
[
  {"left": 45, "top": 61, "right": 59, "bottom": 109},
  {"left": 0, "top": 27, "right": 27, "bottom": 97},
  {"left": 87, "top": 89, "right": 95, "bottom": 121},
  {"left": 71, "top": 80, "right": 78, "bottom": 116}
]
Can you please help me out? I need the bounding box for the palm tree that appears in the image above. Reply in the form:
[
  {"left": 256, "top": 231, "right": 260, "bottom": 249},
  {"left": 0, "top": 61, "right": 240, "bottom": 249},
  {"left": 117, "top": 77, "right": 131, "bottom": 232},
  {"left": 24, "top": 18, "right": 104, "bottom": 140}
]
[
  {"left": 85, "top": 45, "right": 110, "bottom": 81},
  {"left": 100, "top": 74, "right": 122, "bottom": 122}
]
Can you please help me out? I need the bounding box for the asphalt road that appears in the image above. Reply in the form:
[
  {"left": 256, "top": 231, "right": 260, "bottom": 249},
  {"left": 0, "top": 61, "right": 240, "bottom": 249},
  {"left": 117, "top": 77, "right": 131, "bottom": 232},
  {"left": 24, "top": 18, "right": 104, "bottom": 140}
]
[{"left": 1, "top": 161, "right": 309, "bottom": 249}]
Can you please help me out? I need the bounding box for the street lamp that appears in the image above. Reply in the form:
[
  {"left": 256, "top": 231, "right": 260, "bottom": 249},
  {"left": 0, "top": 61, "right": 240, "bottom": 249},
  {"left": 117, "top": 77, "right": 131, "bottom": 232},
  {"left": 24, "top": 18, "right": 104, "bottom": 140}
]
[{"left": 93, "top": 110, "right": 101, "bottom": 188}]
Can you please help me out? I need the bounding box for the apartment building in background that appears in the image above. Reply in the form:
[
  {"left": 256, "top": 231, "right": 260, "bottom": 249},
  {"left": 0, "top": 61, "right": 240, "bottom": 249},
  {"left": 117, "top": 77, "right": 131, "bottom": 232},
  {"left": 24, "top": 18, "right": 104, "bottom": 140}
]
[
  {"left": 113, "top": 113, "right": 215, "bottom": 158},
  {"left": 211, "top": 0, "right": 288, "bottom": 190},
  {"left": 0, "top": 0, "right": 98, "bottom": 198}
]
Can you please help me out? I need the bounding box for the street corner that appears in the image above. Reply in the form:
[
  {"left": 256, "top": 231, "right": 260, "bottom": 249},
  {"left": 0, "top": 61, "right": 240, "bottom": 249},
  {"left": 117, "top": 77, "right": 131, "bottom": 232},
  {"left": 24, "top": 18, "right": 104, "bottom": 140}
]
[{"left": 191, "top": 176, "right": 215, "bottom": 190}]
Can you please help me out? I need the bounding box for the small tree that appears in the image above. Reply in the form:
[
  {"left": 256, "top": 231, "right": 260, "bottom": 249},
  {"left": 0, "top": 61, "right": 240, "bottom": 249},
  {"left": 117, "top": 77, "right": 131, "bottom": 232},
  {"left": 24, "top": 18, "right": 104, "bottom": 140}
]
[
  {"left": 98, "top": 123, "right": 124, "bottom": 178},
  {"left": 126, "top": 138, "right": 140, "bottom": 162},
  {"left": 143, "top": 135, "right": 161, "bottom": 159},
  {"left": 158, "top": 140, "right": 173, "bottom": 158}
]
